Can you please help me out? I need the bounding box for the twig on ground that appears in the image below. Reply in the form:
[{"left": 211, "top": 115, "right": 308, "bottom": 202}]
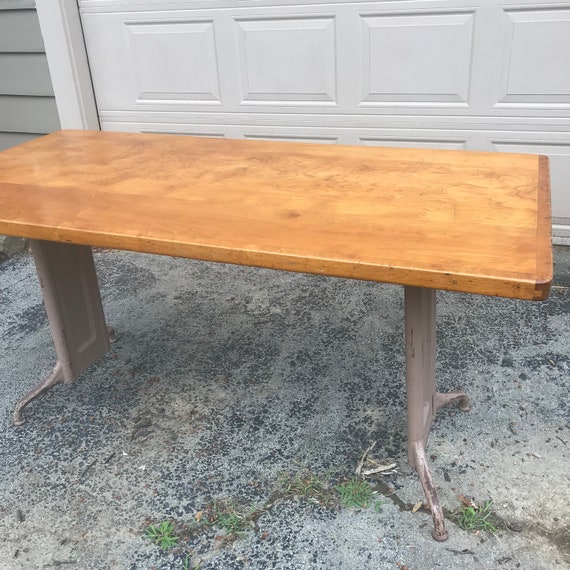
[
  {"left": 80, "top": 459, "right": 97, "bottom": 480},
  {"left": 362, "top": 463, "right": 397, "bottom": 476},
  {"left": 355, "top": 442, "right": 376, "bottom": 476}
]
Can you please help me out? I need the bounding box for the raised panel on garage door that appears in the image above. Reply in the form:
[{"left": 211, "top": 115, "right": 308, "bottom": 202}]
[{"left": 497, "top": 6, "right": 570, "bottom": 108}]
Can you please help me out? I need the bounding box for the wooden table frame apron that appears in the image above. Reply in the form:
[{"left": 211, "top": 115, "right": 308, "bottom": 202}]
[{"left": 14, "top": 240, "right": 470, "bottom": 541}]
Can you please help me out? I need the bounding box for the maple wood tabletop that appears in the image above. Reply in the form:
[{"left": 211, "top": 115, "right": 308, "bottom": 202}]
[{"left": 0, "top": 130, "right": 552, "bottom": 300}]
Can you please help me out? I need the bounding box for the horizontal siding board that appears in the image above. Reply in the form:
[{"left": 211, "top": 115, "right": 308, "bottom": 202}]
[
  {"left": 0, "top": 131, "right": 39, "bottom": 151},
  {"left": 0, "top": 1, "right": 36, "bottom": 10},
  {"left": 0, "top": 10, "right": 44, "bottom": 52},
  {"left": 0, "top": 95, "right": 60, "bottom": 132},
  {"left": 0, "top": 53, "right": 53, "bottom": 95}
]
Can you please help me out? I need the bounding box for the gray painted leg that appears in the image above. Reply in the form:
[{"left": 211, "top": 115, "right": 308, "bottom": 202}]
[
  {"left": 13, "top": 240, "right": 112, "bottom": 426},
  {"left": 404, "top": 286, "right": 470, "bottom": 541}
]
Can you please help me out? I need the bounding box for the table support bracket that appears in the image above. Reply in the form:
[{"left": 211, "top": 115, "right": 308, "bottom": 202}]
[
  {"left": 13, "top": 240, "right": 113, "bottom": 426},
  {"left": 405, "top": 286, "right": 470, "bottom": 541}
]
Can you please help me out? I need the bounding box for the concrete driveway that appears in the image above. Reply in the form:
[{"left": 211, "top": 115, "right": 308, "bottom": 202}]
[{"left": 1, "top": 247, "right": 569, "bottom": 569}]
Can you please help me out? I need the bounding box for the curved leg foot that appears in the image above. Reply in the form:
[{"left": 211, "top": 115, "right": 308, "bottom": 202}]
[
  {"left": 13, "top": 362, "right": 66, "bottom": 426},
  {"left": 457, "top": 396, "right": 470, "bottom": 412},
  {"left": 411, "top": 440, "right": 448, "bottom": 542},
  {"left": 435, "top": 391, "right": 470, "bottom": 412}
]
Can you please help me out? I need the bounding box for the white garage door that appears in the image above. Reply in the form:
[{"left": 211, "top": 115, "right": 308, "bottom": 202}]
[{"left": 80, "top": 0, "right": 570, "bottom": 233}]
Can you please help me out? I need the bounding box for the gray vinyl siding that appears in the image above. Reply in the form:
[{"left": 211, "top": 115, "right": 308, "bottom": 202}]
[
  {"left": 0, "top": 95, "right": 59, "bottom": 131},
  {"left": 0, "top": 0, "right": 60, "bottom": 152},
  {"left": 0, "top": 53, "right": 54, "bottom": 95},
  {"left": 0, "top": 8, "right": 44, "bottom": 52}
]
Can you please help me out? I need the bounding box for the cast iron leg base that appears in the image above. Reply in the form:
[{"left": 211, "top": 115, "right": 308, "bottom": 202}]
[
  {"left": 13, "top": 362, "right": 65, "bottom": 426},
  {"left": 12, "top": 240, "right": 113, "bottom": 426},
  {"left": 435, "top": 392, "right": 470, "bottom": 413},
  {"left": 12, "top": 327, "right": 116, "bottom": 426},
  {"left": 409, "top": 393, "right": 470, "bottom": 541},
  {"left": 405, "top": 286, "right": 471, "bottom": 541},
  {"left": 410, "top": 440, "right": 448, "bottom": 541}
]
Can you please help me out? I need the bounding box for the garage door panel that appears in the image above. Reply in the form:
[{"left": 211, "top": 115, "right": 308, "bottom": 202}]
[
  {"left": 243, "top": 134, "right": 338, "bottom": 144},
  {"left": 102, "top": 121, "right": 228, "bottom": 138},
  {"left": 236, "top": 16, "right": 336, "bottom": 104},
  {"left": 498, "top": 7, "right": 570, "bottom": 107},
  {"left": 359, "top": 137, "right": 467, "bottom": 151},
  {"left": 82, "top": 12, "right": 226, "bottom": 110},
  {"left": 126, "top": 20, "right": 220, "bottom": 103},
  {"left": 360, "top": 10, "right": 475, "bottom": 106}
]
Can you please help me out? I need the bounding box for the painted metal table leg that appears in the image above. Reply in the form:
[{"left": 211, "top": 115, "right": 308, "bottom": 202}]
[
  {"left": 405, "top": 286, "right": 470, "bottom": 541},
  {"left": 13, "top": 240, "right": 112, "bottom": 426}
]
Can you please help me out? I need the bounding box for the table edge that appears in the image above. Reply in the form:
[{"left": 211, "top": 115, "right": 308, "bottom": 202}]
[
  {"left": 0, "top": 221, "right": 551, "bottom": 301},
  {"left": 535, "top": 155, "right": 553, "bottom": 301}
]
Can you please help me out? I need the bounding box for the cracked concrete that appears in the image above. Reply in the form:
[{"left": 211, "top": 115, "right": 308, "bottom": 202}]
[{"left": 0, "top": 247, "right": 569, "bottom": 569}]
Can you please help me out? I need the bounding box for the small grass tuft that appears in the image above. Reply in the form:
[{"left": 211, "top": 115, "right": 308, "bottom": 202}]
[
  {"left": 216, "top": 508, "right": 246, "bottom": 536},
  {"left": 455, "top": 500, "right": 498, "bottom": 534},
  {"left": 204, "top": 500, "right": 265, "bottom": 540},
  {"left": 335, "top": 477, "right": 379, "bottom": 510},
  {"left": 144, "top": 520, "right": 179, "bottom": 549}
]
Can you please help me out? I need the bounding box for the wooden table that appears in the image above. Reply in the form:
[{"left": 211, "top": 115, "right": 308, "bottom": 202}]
[{"left": 0, "top": 130, "right": 552, "bottom": 541}]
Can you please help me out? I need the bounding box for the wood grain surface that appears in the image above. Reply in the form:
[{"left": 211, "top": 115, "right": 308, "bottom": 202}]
[{"left": 0, "top": 130, "right": 552, "bottom": 300}]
